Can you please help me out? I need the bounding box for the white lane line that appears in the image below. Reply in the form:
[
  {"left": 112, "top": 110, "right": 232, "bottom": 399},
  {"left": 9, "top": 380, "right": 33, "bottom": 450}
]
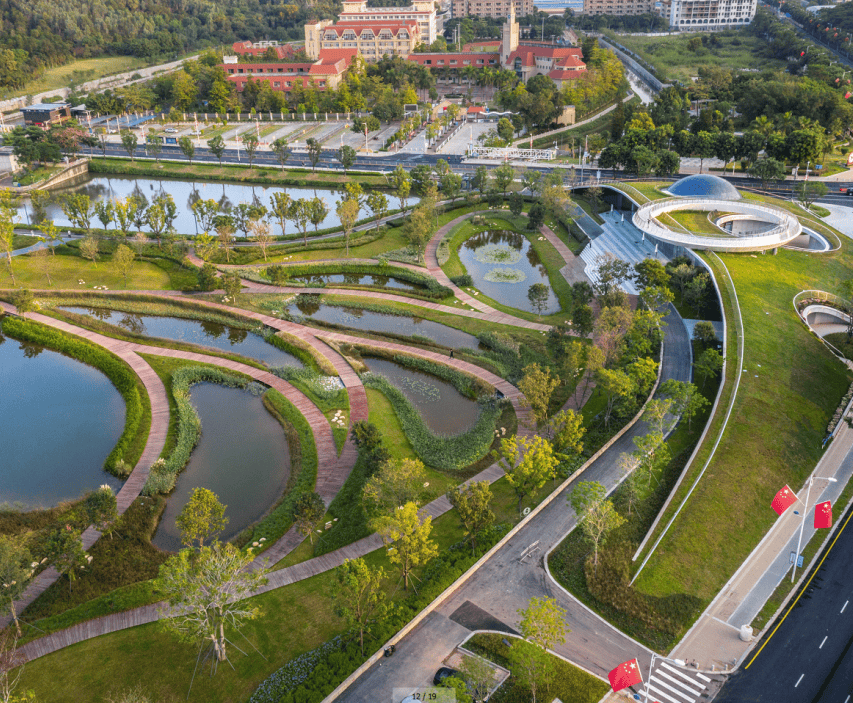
[
  {"left": 795, "top": 674, "right": 805, "bottom": 688},
  {"left": 657, "top": 670, "right": 703, "bottom": 696},
  {"left": 650, "top": 676, "right": 699, "bottom": 702},
  {"left": 820, "top": 636, "right": 828, "bottom": 649},
  {"left": 844, "top": 695, "right": 850, "bottom": 703},
  {"left": 645, "top": 682, "right": 687, "bottom": 703},
  {"left": 842, "top": 600, "right": 848, "bottom": 613},
  {"left": 695, "top": 673, "right": 711, "bottom": 683},
  {"left": 660, "top": 662, "right": 707, "bottom": 689}
]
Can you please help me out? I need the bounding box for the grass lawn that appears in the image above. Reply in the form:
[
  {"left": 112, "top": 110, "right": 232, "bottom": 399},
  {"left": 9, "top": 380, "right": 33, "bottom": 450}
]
[
  {"left": 1, "top": 248, "right": 181, "bottom": 291},
  {"left": 263, "top": 229, "right": 411, "bottom": 263},
  {"left": 666, "top": 210, "right": 730, "bottom": 236},
  {"left": 7, "top": 56, "right": 145, "bottom": 98},
  {"left": 604, "top": 30, "right": 787, "bottom": 83},
  {"left": 12, "top": 235, "right": 38, "bottom": 250},
  {"left": 635, "top": 243, "right": 853, "bottom": 601}
]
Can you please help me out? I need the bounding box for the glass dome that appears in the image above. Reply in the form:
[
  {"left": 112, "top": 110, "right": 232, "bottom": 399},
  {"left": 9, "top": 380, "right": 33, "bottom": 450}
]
[{"left": 664, "top": 174, "right": 741, "bottom": 201}]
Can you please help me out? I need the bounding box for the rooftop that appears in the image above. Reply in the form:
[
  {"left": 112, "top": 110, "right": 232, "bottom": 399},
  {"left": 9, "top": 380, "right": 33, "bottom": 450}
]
[
  {"left": 665, "top": 174, "right": 742, "bottom": 201},
  {"left": 24, "top": 103, "right": 69, "bottom": 111}
]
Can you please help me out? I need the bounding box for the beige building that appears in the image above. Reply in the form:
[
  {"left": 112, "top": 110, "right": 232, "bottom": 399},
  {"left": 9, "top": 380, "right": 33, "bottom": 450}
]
[
  {"left": 668, "top": 0, "right": 756, "bottom": 29},
  {"left": 451, "top": 0, "right": 534, "bottom": 19},
  {"left": 582, "top": 0, "right": 656, "bottom": 15},
  {"left": 338, "top": 0, "right": 437, "bottom": 45},
  {"left": 305, "top": 20, "right": 421, "bottom": 61}
]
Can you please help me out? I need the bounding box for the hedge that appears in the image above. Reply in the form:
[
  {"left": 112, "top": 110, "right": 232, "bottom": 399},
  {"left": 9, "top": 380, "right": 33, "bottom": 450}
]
[
  {"left": 208, "top": 230, "right": 384, "bottom": 265},
  {"left": 143, "top": 366, "right": 247, "bottom": 495},
  {"left": 362, "top": 373, "right": 502, "bottom": 472},
  {"left": 1, "top": 316, "right": 147, "bottom": 476},
  {"left": 236, "top": 389, "right": 319, "bottom": 550},
  {"left": 250, "top": 524, "right": 509, "bottom": 703}
]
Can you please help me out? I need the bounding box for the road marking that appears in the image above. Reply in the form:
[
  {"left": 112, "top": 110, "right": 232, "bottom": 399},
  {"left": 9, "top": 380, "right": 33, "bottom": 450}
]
[
  {"left": 795, "top": 674, "right": 804, "bottom": 688},
  {"left": 842, "top": 600, "right": 848, "bottom": 613},
  {"left": 820, "top": 636, "right": 827, "bottom": 649},
  {"left": 844, "top": 696, "right": 850, "bottom": 703},
  {"left": 660, "top": 662, "right": 706, "bottom": 689},
  {"left": 695, "top": 673, "right": 711, "bottom": 683},
  {"left": 650, "top": 675, "right": 699, "bottom": 702},
  {"left": 658, "top": 670, "right": 703, "bottom": 695},
  {"left": 746, "top": 507, "right": 853, "bottom": 670},
  {"left": 645, "top": 682, "right": 686, "bottom": 703}
]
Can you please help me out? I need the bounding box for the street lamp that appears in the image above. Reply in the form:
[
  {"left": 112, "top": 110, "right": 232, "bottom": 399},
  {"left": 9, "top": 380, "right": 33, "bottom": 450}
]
[{"left": 792, "top": 475, "right": 838, "bottom": 582}]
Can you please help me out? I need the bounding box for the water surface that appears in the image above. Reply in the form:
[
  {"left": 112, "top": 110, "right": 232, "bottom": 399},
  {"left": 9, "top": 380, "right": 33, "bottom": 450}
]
[
  {"left": 0, "top": 328, "right": 124, "bottom": 507},
  {"left": 152, "top": 383, "right": 291, "bottom": 552},
  {"left": 362, "top": 357, "right": 480, "bottom": 435},
  {"left": 284, "top": 302, "right": 479, "bottom": 349},
  {"left": 457, "top": 230, "right": 560, "bottom": 315},
  {"left": 19, "top": 175, "right": 417, "bottom": 236},
  {"left": 61, "top": 307, "right": 302, "bottom": 367}
]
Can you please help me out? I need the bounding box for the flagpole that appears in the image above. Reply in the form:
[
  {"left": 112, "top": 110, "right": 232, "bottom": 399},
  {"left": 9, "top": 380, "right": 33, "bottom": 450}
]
[
  {"left": 792, "top": 476, "right": 837, "bottom": 582},
  {"left": 643, "top": 653, "right": 657, "bottom": 703}
]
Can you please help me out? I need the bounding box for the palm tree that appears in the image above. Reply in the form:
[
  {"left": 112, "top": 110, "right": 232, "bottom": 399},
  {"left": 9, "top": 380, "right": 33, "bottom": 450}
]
[
  {"left": 751, "top": 115, "right": 774, "bottom": 136},
  {"left": 776, "top": 111, "right": 795, "bottom": 135}
]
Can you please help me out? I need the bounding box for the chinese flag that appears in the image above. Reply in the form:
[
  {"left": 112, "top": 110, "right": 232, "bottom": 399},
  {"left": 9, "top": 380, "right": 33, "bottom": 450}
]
[
  {"left": 815, "top": 501, "right": 832, "bottom": 529},
  {"left": 772, "top": 485, "right": 797, "bottom": 515},
  {"left": 609, "top": 659, "right": 643, "bottom": 692},
  {"left": 845, "top": 92, "right": 851, "bottom": 99}
]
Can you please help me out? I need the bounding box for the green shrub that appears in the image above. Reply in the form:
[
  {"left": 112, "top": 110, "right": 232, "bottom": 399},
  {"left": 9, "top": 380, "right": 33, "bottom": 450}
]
[
  {"left": 361, "top": 373, "right": 502, "bottom": 472},
  {"left": 142, "top": 366, "right": 247, "bottom": 495},
  {"left": 450, "top": 273, "right": 473, "bottom": 287},
  {"left": 1, "top": 316, "right": 146, "bottom": 475}
]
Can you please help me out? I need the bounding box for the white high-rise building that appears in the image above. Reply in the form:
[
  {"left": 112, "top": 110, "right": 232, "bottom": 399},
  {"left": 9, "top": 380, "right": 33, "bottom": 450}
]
[{"left": 668, "top": 0, "right": 756, "bottom": 29}]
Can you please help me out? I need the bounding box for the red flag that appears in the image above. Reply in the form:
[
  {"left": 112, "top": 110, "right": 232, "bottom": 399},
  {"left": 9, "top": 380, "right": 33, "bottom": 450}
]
[
  {"left": 815, "top": 501, "right": 832, "bottom": 529},
  {"left": 609, "top": 659, "right": 643, "bottom": 692},
  {"left": 772, "top": 485, "right": 797, "bottom": 515},
  {"left": 845, "top": 92, "right": 851, "bottom": 99},
  {"left": 801, "top": 51, "right": 806, "bottom": 56}
]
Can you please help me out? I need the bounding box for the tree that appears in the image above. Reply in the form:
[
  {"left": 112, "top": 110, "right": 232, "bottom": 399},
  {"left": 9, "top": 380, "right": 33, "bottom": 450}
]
[
  {"left": 60, "top": 193, "right": 93, "bottom": 234},
  {"left": 695, "top": 348, "right": 723, "bottom": 389},
  {"left": 216, "top": 220, "right": 235, "bottom": 263},
  {"left": 146, "top": 134, "right": 163, "bottom": 164},
  {"left": 527, "top": 202, "right": 546, "bottom": 231},
  {"left": 797, "top": 181, "right": 828, "bottom": 211},
  {"left": 366, "top": 191, "right": 388, "bottom": 231},
  {"left": 509, "top": 192, "right": 524, "bottom": 217},
  {"left": 351, "top": 420, "right": 391, "bottom": 469},
  {"left": 497, "top": 117, "right": 514, "bottom": 143},
  {"left": 595, "top": 367, "right": 636, "bottom": 426},
  {"left": 270, "top": 138, "right": 292, "bottom": 170},
  {"left": 120, "top": 131, "right": 138, "bottom": 162},
  {"left": 29, "top": 189, "right": 51, "bottom": 224},
  {"left": 693, "top": 320, "right": 717, "bottom": 345},
  {"left": 207, "top": 135, "right": 226, "bottom": 167},
  {"left": 222, "top": 270, "right": 242, "bottom": 298},
  {"left": 158, "top": 542, "right": 268, "bottom": 665},
  {"left": 114, "top": 198, "right": 137, "bottom": 239},
  {"left": 36, "top": 218, "right": 61, "bottom": 256},
  {"left": 548, "top": 409, "right": 585, "bottom": 457},
  {"left": 527, "top": 282, "right": 550, "bottom": 319},
  {"left": 338, "top": 145, "right": 356, "bottom": 173},
  {"left": 496, "top": 434, "right": 560, "bottom": 511},
  {"left": 0, "top": 536, "right": 32, "bottom": 637},
  {"left": 661, "top": 379, "right": 709, "bottom": 431},
  {"left": 634, "top": 258, "right": 670, "bottom": 291},
  {"left": 363, "top": 458, "right": 427, "bottom": 518},
  {"left": 440, "top": 171, "right": 463, "bottom": 204},
  {"left": 270, "top": 192, "right": 292, "bottom": 238},
  {"left": 403, "top": 200, "right": 434, "bottom": 263},
  {"left": 249, "top": 219, "right": 273, "bottom": 262},
  {"left": 94, "top": 200, "right": 114, "bottom": 232},
  {"left": 569, "top": 481, "right": 625, "bottom": 569},
  {"left": 655, "top": 149, "right": 681, "bottom": 176},
  {"left": 493, "top": 163, "right": 516, "bottom": 197},
  {"left": 594, "top": 305, "right": 634, "bottom": 367},
  {"left": 242, "top": 132, "right": 259, "bottom": 167},
  {"left": 572, "top": 304, "right": 594, "bottom": 339},
  {"left": 306, "top": 137, "right": 322, "bottom": 172},
  {"left": 506, "top": 639, "right": 554, "bottom": 703},
  {"left": 389, "top": 165, "right": 412, "bottom": 210},
  {"left": 593, "top": 253, "right": 632, "bottom": 304},
  {"left": 518, "top": 363, "right": 559, "bottom": 428},
  {"left": 44, "top": 525, "right": 88, "bottom": 592},
  {"left": 471, "top": 165, "right": 491, "bottom": 195},
  {"left": 79, "top": 236, "right": 100, "bottom": 265},
  {"left": 749, "top": 157, "right": 785, "bottom": 188},
  {"left": 178, "top": 135, "right": 195, "bottom": 165},
  {"left": 84, "top": 485, "right": 118, "bottom": 538},
  {"left": 175, "top": 487, "right": 228, "bottom": 548},
  {"left": 110, "top": 244, "right": 135, "bottom": 288},
  {"left": 334, "top": 558, "right": 388, "bottom": 657},
  {"left": 377, "top": 502, "right": 438, "bottom": 590},
  {"left": 446, "top": 481, "right": 494, "bottom": 553},
  {"left": 291, "top": 198, "right": 313, "bottom": 247},
  {"left": 691, "top": 131, "right": 715, "bottom": 173},
  {"left": 293, "top": 492, "right": 325, "bottom": 544},
  {"left": 336, "top": 197, "right": 360, "bottom": 256},
  {"left": 518, "top": 596, "right": 568, "bottom": 650}
]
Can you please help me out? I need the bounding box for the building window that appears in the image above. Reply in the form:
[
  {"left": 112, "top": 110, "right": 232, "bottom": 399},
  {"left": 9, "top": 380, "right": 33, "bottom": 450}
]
[{"left": 274, "top": 81, "right": 281, "bottom": 87}]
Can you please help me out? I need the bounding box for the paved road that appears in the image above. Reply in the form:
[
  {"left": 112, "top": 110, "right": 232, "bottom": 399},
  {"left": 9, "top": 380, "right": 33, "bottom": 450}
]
[
  {"left": 714, "top": 503, "right": 853, "bottom": 703},
  {"left": 338, "top": 304, "right": 692, "bottom": 702}
]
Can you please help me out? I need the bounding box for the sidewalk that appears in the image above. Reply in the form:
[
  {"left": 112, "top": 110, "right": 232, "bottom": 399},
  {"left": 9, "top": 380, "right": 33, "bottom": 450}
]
[{"left": 670, "top": 421, "right": 853, "bottom": 671}]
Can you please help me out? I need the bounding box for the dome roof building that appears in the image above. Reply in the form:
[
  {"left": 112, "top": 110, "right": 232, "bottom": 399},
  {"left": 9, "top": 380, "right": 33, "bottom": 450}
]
[{"left": 664, "top": 174, "right": 742, "bottom": 201}]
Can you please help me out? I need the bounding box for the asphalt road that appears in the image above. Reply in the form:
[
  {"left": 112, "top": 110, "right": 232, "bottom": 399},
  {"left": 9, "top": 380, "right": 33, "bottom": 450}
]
[
  {"left": 338, "top": 305, "right": 692, "bottom": 702},
  {"left": 714, "top": 503, "right": 853, "bottom": 703}
]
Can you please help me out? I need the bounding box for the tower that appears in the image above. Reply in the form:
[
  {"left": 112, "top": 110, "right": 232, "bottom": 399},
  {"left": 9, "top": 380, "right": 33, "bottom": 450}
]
[{"left": 501, "top": 5, "right": 519, "bottom": 64}]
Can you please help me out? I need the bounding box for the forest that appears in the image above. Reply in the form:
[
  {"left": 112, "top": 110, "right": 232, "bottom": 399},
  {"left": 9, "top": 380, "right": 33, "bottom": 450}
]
[{"left": 0, "top": 0, "right": 341, "bottom": 90}]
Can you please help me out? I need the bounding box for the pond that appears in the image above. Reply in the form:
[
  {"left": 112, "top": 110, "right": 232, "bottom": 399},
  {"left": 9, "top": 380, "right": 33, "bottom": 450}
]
[
  {"left": 286, "top": 273, "right": 421, "bottom": 291},
  {"left": 18, "top": 176, "right": 417, "bottom": 237},
  {"left": 362, "top": 357, "right": 480, "bottom": 435},
  {"left": 0, "top": 327, "right": 124, "bottom": 508},
  {"left": 457, "top": 230, "right": 560, "bottom": 315},
  {"left": 152, "top": 383, "right": 291, "bottom": 552},
  {"left": 61, "top": 307, "right": 303, "bottom": 367},
  {"left": 283, "top": 302, "right": 479, "bottom": 350}
]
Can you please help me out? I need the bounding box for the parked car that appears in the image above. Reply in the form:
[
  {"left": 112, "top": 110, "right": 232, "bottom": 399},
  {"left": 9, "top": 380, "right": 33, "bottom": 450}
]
[
  {"left": 164, "top": 128, "right": 179, "bottom": 133},
  {"left": 433, "top": 667, "right": 459, "bottom": 686}
]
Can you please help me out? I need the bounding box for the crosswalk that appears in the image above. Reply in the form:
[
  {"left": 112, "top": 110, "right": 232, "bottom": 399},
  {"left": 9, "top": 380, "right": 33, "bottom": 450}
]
[{"left": 644, "top": 660, "right": 711, "bottom": 703}]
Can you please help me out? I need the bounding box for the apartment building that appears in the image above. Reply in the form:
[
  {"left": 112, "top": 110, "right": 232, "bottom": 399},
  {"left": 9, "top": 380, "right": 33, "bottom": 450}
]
[
  {"left": 450, "top": 0, "right": 535, "bottom": 20},
  {"left": 338, "top": 0, "right": 437, "bottom": 45},
  {"left": 304, "top": 20, "right": 421, "bottom": 61},
  {"left": 668, "top": 0, "right": 756, "bottom": 29},
  {"left": 582, "top": 0, "right": 656, "bottom": 16},
  {"left": 231, "top": 40, "right": 298, "bottom": 60},
  {"left": 221, "top": 49, "right": 356, "bottom": 93}
]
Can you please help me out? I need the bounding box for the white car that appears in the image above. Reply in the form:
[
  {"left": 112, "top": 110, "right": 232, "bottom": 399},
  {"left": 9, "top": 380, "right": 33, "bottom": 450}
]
[{"left": 164, "top": 128, "right": 179, "bottom": 133}]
